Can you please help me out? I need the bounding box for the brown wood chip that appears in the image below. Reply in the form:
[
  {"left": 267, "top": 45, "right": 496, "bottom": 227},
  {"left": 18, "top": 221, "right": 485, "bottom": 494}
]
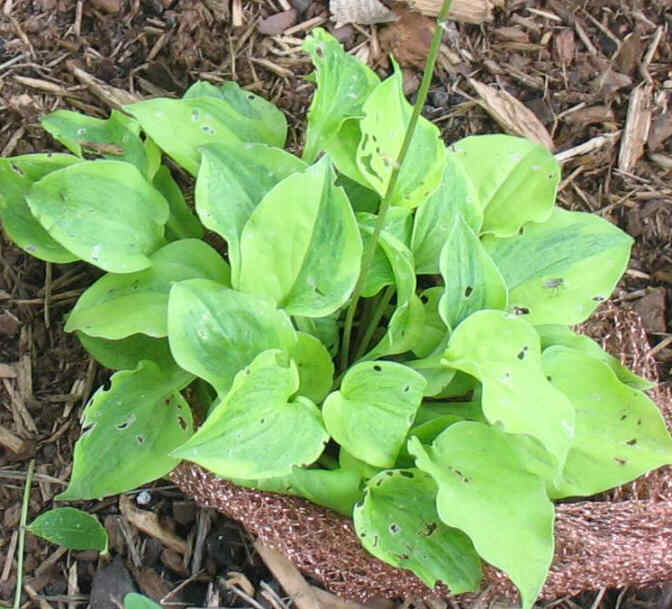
[{"left": 618, "top": 84, "right": 652, "bottom": 172}]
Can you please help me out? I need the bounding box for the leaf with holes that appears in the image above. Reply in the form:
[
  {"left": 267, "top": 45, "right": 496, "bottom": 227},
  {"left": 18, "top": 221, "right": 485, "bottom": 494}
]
[
  {"left": 56, "top": 361, "right": 193, "bottom": 500},
  {"left": 172, "top": 350, "right": 328, "bottom": 479},
  {"left": 0, "top": 154, "right": 81, "bottom": 262},
  {"left": 196, "top": 142, "right": 306, "bottom": 286},
  {"left": 66, "top": 240, "right": 230, "bottom": 340},
  {"left": 354, "top": 468, "right": 482, "bottom": 593},
  {"left": 409, "top": 424, "right": 555, "bottom": 609},
  {"left": 443, "top": 310, "right": 575, "bottom": 470},
  {"left": 411, "top": 153, "right": 483, "bottom": 274},
  {"left": 438, "top": 215, "right": 508, "bottom": 329},
  {"left": 26, "top": 160, "right": 169, "bottom": 273},
  {"left": 168, "top": 279, "right": 297, "bottom": 394},
  {"left": 237, "top": 157, "right": 363, "bottom": 317},
  {"left": 357, "top": 65, "right": 445, "bottom": 208},
  {"left": 302, "top": 28, "right": 381, "bottom": 163},
  {"left": 28, "top": 507, "right": 108, "bottom": 552},
  {"left": 322, "top": 361, "right": 426, "bottom": 468},
  {"left": 482, "top": 208, "right": 633, "bottom": 325},
  {"left": 537, "top": 324, "right": 654, "bottom": 391},
  {"left": 40, "top": 110, "right": 149, "bottom": 175},
  {"left": 543, "top": 347, "right": 672, "bottom": 498},
  {"left": 234, "top": 466, "right": 363, "bottom": 516},
  {"left": 451, "top": 135, "right": 560, "bottom": 237}
]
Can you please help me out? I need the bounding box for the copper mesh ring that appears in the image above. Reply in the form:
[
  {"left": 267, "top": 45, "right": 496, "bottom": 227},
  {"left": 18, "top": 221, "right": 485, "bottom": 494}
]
[{"left": 170, "top": 302, "right": 672, "bottom": 604}]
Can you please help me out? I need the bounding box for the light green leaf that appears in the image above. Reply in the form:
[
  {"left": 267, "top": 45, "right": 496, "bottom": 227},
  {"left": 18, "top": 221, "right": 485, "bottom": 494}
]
[
  {"left": 40, "top": 109, "right": 148, "bottom": 174},
  {"left": 26, "top": 160, "right": 169, "bottom": 273},
  {"left": 125, "top": 87, "right": 285, "bottom": 176},
  {"left": 409, "top": 424, "right": 555, "bottom": 609},
  {"left": 196, "top": 142, "right": 306, "bottom": 286},
  {"left": 439, "top": 215, "right": 508, "bottom": 329},
  {"left": 357, "top": 66, "right": 445, "bottom": 208},
  {"left": 405, "top": 352, "right": 456, "bottom": 398},
  {"left": 0, "top": 154, "right": 81, "bottom": 262},
  {"left": 339, "top": 447, "right": 382, "bottom": 481},
  {"left": 56, "top": 361, "right": 193, "bottom": 500},
  {"left": 337, "top": 173, "right": 380, "bottom": 213},
  {"left": 144, "top": 137, "right": 162, "bottom": 181},
  {"left": 167, "top": 279, "right": 297, "bottom": 394},
  {"left": 543, "top": 347, "right": 672, "bottom": 498},
  {"left": 172, "top": 350, "right": 328, "bottom": 478},
  {"left": 353, "top": 468, "right": 482, "bottom": 593},
  {"left": 411, "top": 154, "right": 483, "bottom": 274},
  {"left": 153, "top": 166, "right": 204, "bottom": 240},
  {"left": 451, "top": 135, "right": 560, "bottom": 237},
  {"left": 443, "top": 310, "right": 575, "bottom": 469},
  {"left": 125, "top": 594, "right": 162, "bottom": 609},
  {"left": 537, "top": 324, "right": 654, "bottom": 391},
  {"left": 28, "top": 507, "right": 108, "bottom": 552},
  {"left": 290, "top": 332, "right": 334, "bottom": 404},
  {"left": 294, "top": 314, "right": 340, "bottom": 357},
  {"left": 77, "top": 332, "right": 176, "bottom": 371},
  {"left": 235, "top": 466, "right": 362, "bottom": 516},
  {"left": 302, "top": 28, "right": 380, "bottom": 163},
  {"left": 183, "top": 80, "right": 287, "bottom": 148},
  {"left": 325, "top": 119, "right": 373, "bottom": 189},
  {"left": 323, "top": 361, "right": 426, "bottom": 468},
  {"left": 482, "top": 208, "right": 633, "bottom": 324},
  {"left": 412, "top": 287, "right": 449, "bottom": 359},
  {"left": 66, "top": 240, "right": 230, "bottom": 339},
  {"left": 238, "top": 157, "right": 363, "bottom": 317}
]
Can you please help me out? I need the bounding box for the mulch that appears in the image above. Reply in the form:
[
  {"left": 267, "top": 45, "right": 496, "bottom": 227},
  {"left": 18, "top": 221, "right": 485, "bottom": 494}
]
[{"left": 0, "top": 0, "right": 671, "bottom": 608}]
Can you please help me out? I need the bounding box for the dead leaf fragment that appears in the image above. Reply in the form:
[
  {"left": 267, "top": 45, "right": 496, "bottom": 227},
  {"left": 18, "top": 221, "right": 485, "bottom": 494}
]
[
  {"left": 119, "top": 495, "right": 188, "bottom": 555},
  {"left": 407, "top": 0, "right": 494, "bottom": 24},
  {"left": 648, "top": 113, "right": 672, "bottom": 152},
  {"left": 553, "top": 29, "right": 575, "bottom": 66},
  {"left": 632, "top": 288, "right": 667, "bottom": 334},
  {"left": 379, "top": 7, "right": 434, "bottom": 69},
  {"left": 330, "top": 0, "right": 397, "bottom": 26},
  {"left": 257, "top": 9, "right": 298, "bottom": 35},
  {"left": 469, "top": 79, "right": 554, "bottom": 151},
  {"left": 618, "top": 84, "right": 652, "bottom": 172}
]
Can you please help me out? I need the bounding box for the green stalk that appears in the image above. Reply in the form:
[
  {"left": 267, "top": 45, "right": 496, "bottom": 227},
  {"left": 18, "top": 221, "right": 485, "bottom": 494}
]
[
  {"left": 354, "top": 285, "right": 395, "bottom": 361},
  {"left": 339, "top": 0, "right": 454, "bottom": 372},
  {"left": 14, "top": 459, "right": 35, "bottom": 609}
]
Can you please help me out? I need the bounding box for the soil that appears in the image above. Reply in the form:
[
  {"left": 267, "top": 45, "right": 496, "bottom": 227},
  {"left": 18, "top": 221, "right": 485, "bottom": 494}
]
[{"left": 0, "top": 0, "right": 671, "bottom": 608}]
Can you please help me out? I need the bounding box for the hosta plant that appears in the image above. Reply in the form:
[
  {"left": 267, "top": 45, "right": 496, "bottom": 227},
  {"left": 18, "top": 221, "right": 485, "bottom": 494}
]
[{"left": 2, "top": 23, "right": 672, "bottom": 609}]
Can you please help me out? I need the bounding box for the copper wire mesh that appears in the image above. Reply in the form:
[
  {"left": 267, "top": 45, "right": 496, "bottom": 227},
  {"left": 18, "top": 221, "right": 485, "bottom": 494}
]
[{"left": 170, "top": 301, "right": 672, "bottom": 604}]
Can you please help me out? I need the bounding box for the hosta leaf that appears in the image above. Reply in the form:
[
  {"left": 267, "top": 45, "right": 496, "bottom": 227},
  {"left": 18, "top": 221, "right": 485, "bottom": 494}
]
[
  {"left": 196, "top": 142, "right": 306, "bottom": 286},
  {"left": 0, "top": 154, "right": 81, "bottom": 262},
  {"left": 353, "top": 469, "right": 482, "bottom": 593},
  {"left": 302, "top": 28, "right": 381, "bottom": 163},
  {"left": 125, "top": 594, "right": 162, "bottom": 609},
  {"left": 411, "top": 154, "right": 483, "bottom": 274},
  {"left": 66, "top": 240, "right": 230, "bottom": 339},
  {"left": 409, "top": 424, "right": 555, "bottom": 609},
  {"left": 235, "top": 466, "right": 362, "bottom": 516},
  {"left": 153, "top": 166, "right": 204, "bottom": 240},
  {"left": 294, "top": 314, "right": 340, "bottom": 357},
  {"left": 167, "top": 279, "right": 297, "bottom": 394},
  {"left": 56, "top": 361, "right": 193, "bottom": 500},
  {"left": 172, "top": 350, "right": 328, "bottom": 478},
  {"left": 28, "top": 507, "right": 108, "bottom": 552},
  {"left": 290, "top": 332, "right": 334, "bottom": 404},
  {"left": 537, "top": 324, "right": 654, "bottom": 391},
  {"left": 482, "top": 208, "right": 633, "bottom": 324},
  {"left": 357, "top": 66, "right": 445, "bottom": 208},
  {"left": 238, "top": 157, "right": 362, "bottom": 317},
  {"left": 77, "top": 333, "right": 176, "bottom": 372},
  {"left": 337, "top": 173, "right": 380, "bottom": 214},
  {"left": 27, "top": 160, "right": 169, "bottom": 273},
  {"left": 406, "top": 352, "right": 456, "bottom": 398},
  {"left": 543, "top": 347, "right": 672, "bottom": 498},
  {"left": 340, "top": 447, "right": 382, "bottom": 481},
  {"left": 125, "top": 84, "right": 285, "bottom": 176},
  {"left": 40, "top": 110, "right": 148, "bottom": 175},
  {"left": 451, "top": 135, "right": 560, "bottom": 237},
  {"left": 325, "top": 119, "right": 372, "bottom": 189},
  {"left": 443, "top": 310, "right": 575, "bottom": 470},
  {"left": 412, "top": 287, "right": 449, "bottom": 359},
  {"left": 438, "top": 215, "right": 507, "bottom": 329},
  {"left": 322, "top": 361, "right": 426, "bottom": 468},
  {"left": 183, "top": 80, "right": 287, "bottom": 147}
]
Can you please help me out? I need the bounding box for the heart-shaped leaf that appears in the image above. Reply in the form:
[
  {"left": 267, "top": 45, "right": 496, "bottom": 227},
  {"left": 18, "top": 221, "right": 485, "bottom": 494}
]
[
  {"left": 28, "top": 507, "right": 108, "bottom": 552},
  {"left": 168, "top": 279, "right": 297, "bottom": 394},
  {"left": 323, "top": 361, "right": 426, "bottom": 468},
  {"left": 290, "top": 331, "right": 334, "bottom": 404},
  {"left": 172, "top": 350, "right": 328, "bottom": 479},
  {"left": 354, "top": 468, "right": 482, "bottom": 593},
  {"left": 27, "top": 160, "right": 169, "bottom": 273},
  {"left": 238, "top": 157, "right": 362, "bottom": 317}
]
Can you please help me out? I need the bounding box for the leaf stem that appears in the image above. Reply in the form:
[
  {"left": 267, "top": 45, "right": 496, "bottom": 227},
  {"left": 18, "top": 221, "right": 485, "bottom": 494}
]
[
  {"left": 14, "top": 459, "right": 35, "bottom": 609},
  {"left": 354, "top": 285, "right": 395, "bottom": 361},
  {"left": 339, "top": 0, "right": 454, "bottom": 372}
]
